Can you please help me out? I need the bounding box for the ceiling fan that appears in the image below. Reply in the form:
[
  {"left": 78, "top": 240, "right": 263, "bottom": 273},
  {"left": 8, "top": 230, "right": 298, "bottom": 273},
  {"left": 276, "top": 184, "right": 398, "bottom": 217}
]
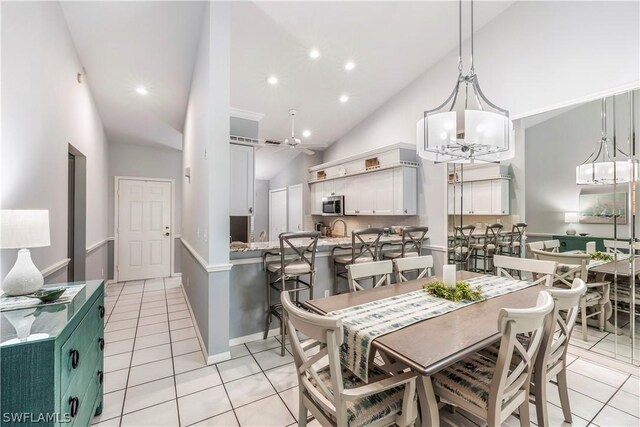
[{"left": 273, "top": 109, "right": 327, "bottom": 155}]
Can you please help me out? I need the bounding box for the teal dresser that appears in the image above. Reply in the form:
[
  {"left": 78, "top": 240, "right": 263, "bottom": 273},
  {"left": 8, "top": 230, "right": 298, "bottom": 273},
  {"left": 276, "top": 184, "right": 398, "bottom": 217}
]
[
  {"left": 552, "top": 235, "right": 607, "bottom": 252},
  {"left": 0, "top": 280, "right": 105, "bottom": 426}
]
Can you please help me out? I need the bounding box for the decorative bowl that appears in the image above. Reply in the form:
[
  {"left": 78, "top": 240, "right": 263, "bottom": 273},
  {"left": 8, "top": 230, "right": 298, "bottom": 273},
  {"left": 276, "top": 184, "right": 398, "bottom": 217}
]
[
  {"left": 28, "top": 288, "right": 66, "bottom": 303},
  {"left": 579, "top": 233, "right": 590, "bottom": 236}
]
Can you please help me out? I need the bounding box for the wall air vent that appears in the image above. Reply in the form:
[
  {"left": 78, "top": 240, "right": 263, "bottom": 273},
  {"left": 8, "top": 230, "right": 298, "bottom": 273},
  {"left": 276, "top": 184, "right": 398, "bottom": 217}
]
[{"left": 230, "top": 135, "right": 263, "bottom": 146}]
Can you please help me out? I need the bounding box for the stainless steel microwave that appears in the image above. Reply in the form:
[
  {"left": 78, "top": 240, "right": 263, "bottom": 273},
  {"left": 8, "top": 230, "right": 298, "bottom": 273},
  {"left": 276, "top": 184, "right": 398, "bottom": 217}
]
[{"left": 322, "top": 195, "right": 344, "bottom": 216}]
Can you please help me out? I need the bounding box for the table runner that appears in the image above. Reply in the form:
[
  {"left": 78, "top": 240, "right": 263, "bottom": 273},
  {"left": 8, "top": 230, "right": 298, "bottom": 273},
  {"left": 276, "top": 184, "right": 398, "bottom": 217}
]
[{"left": 327, "top": 275, "right": 536, "bottom": 382}]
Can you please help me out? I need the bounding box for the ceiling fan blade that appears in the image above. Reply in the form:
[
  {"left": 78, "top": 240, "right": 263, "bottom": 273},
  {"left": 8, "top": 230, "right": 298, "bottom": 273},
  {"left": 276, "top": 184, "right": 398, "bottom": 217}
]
[
  {"left": 300, "top": 147, "right": 316, "bottom": 155},
  {"left": 300, "top": 143, "right": 328, "bottom": 149},
  {"left": 273, "top": 145, "right": 289, "bottom": 153}
]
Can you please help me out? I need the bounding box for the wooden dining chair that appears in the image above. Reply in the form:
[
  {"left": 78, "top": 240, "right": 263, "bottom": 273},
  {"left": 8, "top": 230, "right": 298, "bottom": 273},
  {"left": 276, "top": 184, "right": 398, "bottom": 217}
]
[
  {"left": 432, "top": 291, "right": 554, "bottom": 427},
  {"left": 381, "top": 226, "right": 429, "bottom": 260},
  {"left": 493, "top": 255, "right": 556, "bottom": 286},
  {"left": 481, "top": 279, "right": 587, "bottom": 427},
  {"left": 603, "top": 239, "right": 636, "bottom": 254},
  {"left": 543, "top": 239, "right": 561, "bottom": 253},
  {"left": 280, "top": 292, "right": 418, "bottom": 427},
  {"left": 347, "top": 260, "right": 392, "bottom": 292},
  {"left": 525, "top": 241, "right": 545, "bottom": 258},
  {"left": 530, "top": 249, "right": 610, "bottom": 341},
  {"left": 393, "top": 255, "right": 433, "bottom": 283}
]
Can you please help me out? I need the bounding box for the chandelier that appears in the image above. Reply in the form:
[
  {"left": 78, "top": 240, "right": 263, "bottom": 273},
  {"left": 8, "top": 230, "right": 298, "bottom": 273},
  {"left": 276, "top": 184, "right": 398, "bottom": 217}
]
[
  {"left": 576, "top": 97, "right": 638, "bottom": 185},
  {"left": 417, "top": 0, "right": 513, "bottom": 163}
]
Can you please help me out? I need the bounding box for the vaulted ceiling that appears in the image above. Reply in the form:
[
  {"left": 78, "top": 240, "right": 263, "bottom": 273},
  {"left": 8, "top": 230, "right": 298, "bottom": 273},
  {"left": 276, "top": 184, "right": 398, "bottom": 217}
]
[{"left": 61, "top": 1, "right": 513, "bottom": 178}]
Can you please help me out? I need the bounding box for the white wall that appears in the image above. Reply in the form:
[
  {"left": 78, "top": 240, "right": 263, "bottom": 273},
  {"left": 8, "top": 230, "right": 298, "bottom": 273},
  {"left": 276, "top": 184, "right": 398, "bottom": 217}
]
[
  {"left": 253, "top": 180, "right": 269, "bottom": 240},
  {"left": 323, "top": 1, "right": 639, "bottom": 253},
  {"left": 1, "top": 1, "right": 109, "bottom": 280}
]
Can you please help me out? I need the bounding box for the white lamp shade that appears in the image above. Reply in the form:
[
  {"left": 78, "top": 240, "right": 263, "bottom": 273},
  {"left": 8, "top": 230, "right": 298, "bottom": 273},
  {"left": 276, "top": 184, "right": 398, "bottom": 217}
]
[
  {"left": 564, "top": 212, "right": 579, "bottom": 224},
  {"left": 576, "top": 159, "right": 639, "bottom": 185},
  {"left": 0, "top": 210, "right": 51, "bottom": 249}
]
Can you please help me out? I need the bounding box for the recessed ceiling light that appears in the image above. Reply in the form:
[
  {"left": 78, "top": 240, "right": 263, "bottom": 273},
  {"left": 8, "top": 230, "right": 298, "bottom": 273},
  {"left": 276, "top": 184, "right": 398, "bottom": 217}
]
[
  {"left": 309, "top": 49, "right": 320, "bottom": 59},
  {"left": 345, "top": 61, "right": 355, "bottom": 71},
  {"left": 339, "top": 94, "right": 349, "bottom": 103},
  {"left": 302, "top": 130, "right": 311, "bottom": 138},
  {"left": 267, "top": 75, "right": 278, "bottom": 85},
  {"left": 135, "top": 86, "right": 148, "bottom": 95}
]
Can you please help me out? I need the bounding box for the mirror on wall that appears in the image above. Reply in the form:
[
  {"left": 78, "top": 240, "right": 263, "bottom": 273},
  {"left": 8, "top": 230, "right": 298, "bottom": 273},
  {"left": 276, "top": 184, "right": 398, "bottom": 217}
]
[{"left": 447, "top": 89, "right": 639, "bottom": 366}]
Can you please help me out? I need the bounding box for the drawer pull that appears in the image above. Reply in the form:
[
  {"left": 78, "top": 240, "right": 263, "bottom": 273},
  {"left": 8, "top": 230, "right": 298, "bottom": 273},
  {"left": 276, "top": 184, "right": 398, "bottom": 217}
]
[
  {"left": 69, "top": 349, "right": 80, "bottom": 369},
  {"left": 98, "top": 338, "right": 105, "bottom": 351},
  {"left": 99, "top": 305, "right": 105, "bottom": 318},
  {"left": 98, "top": 370, "right": 104, "bottom": 384},
  {"left": 68, "top": 397, "right": 80, "bottom": 418}
]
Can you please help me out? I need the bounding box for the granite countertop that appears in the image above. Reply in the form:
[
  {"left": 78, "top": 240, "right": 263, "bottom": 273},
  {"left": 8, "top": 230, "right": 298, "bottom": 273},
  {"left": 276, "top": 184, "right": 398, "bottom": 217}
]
[{"left": 230, "top": 235, "right": 411, "bottom": 253}]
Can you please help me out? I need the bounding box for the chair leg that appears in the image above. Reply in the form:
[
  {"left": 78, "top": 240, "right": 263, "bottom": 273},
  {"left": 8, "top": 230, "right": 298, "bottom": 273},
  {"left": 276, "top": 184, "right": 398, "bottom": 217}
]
[
  {"left": 581, "top": 299, "right": 588, "bottom": 342},
  {"left": 519, "top": 394, "right": 531, "bottom": 427},
  {"left": 280, "top": 275, "right": 287, "bottom": 357},
  {"left": 298, "top": 389, "right": 308, "bottom": 427},
  {"left": 264, "top": 273, "right": 272, "bottom": 340},
  {"left": 598, "top": 302, "right": 606, "bottom": 332},
  {"left": 533, "top": 370, "right": 548, "bottom": 427},
  {"left": 556, "top": 368, "right": 573, "bottom": 423}
]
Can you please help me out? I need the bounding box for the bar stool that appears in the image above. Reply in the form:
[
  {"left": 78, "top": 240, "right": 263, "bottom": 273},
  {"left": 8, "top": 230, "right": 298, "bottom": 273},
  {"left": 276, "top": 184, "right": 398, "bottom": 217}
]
[
  {"left": 470, "top": 223, "right": 503, "bottom": 273},
  {"left": 331, "top": 228, "right": 384, "bottom": 295},
  {"left": 498, "top": 222, "right": 527, "bottom": 257},
  {"left": 381, "top": 226, "right": 429, "bottom": 260},
  {"left": 448, "top": 224, "right": 475, "bottom": 269},
  {"left": 262, "top": 231, "right": 320, "bottom": 356}
]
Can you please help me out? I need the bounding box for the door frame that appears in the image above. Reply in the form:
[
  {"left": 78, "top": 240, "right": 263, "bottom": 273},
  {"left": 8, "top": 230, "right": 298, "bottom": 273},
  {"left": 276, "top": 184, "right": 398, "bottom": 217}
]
[
  {"left": 269, "top": 187, "right": 287, "bottom": 242},
  {"left": 287, "top": 183, "right": 304, "bottom": 232},
  {"left": 114, "top": 176, "right": 175, "bottom": 283}
]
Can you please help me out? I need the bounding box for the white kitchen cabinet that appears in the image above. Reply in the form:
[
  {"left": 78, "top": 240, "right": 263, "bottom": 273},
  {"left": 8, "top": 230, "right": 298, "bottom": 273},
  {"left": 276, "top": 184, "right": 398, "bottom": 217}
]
[
  {"left": 229, "top": 144, "right": 255, "bottom": 216},
  {"left": 372, "top": 169, "right": 394, "bottom": 215},
  {"left": 310, "top": 182, "right": 323, "bottom": 215},
  {"left": 348, "top": 174, "right": 374, "bottom": 215},
  {"left": 447, "top": 178, "right": 510, "bottom": 215},
  {"left": 323, "top": 178, "right": 345, "bottom": 197},
  {"left": 491, "top": 179, "right": 510, "bottom": 215},
  {"left": 393, "top": 167, "right": 417, "bottom": 215}
]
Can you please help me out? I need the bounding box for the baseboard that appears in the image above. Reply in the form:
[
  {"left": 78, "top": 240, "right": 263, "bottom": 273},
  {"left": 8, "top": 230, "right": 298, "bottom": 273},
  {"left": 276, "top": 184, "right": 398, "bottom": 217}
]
[
  {"left": 207, "top": 351, "right": 232, "bottom": 364},
  {"left": 171, "top": 273, "right": 182, "bottom": 278},
  {"left": 568, "top": 346, "right": 640, "bottom": 376},
  {"left": 229, "top": 328, "right": 280, "bottom": 347}
]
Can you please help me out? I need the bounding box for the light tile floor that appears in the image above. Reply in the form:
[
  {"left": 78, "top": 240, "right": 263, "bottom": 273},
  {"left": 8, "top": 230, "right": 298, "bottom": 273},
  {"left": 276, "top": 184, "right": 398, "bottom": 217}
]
[{"left": 93, "top": 278, "right": 640, "bottom": 427}]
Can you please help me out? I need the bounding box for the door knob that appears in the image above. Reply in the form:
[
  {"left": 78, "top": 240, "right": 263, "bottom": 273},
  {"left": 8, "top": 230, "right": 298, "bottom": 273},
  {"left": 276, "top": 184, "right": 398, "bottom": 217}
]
[{"left": 164, "top": 232, "right": 170, "bottom": 236}]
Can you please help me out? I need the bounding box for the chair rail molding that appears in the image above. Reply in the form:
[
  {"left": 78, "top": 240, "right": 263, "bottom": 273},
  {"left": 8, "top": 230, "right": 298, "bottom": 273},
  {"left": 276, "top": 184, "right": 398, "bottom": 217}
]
[
  {"left": 180, "top": 238, "right": 233, "bottom": 272},
  {"left": 41, "top": 258, "right": 71, "bottom": 278}
]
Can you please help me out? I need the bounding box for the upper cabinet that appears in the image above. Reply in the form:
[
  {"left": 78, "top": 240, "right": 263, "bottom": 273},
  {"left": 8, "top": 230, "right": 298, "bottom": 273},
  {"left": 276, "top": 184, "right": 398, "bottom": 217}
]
[
  {"left": 447, "top": 178, "right": 510, "bottom": 215},
  {"left": 229, "top": 143, "right": 255, "bottom": 216}
]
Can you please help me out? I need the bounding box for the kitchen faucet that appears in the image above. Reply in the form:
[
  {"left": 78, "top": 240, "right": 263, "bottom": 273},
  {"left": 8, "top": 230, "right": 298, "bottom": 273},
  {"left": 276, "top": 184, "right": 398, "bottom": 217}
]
[{"left": 330, "top": 219, "right": 348, "bottom": 238}]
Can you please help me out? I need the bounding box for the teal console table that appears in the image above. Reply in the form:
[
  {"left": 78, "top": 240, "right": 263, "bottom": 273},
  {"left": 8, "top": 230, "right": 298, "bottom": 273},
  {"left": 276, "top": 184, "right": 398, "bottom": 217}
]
[
  {"left": 552, "top": 235, "right": 607, "bottom": 252},
  {"left": 0, "top": 280, "right": 105, "bottom": 426}
]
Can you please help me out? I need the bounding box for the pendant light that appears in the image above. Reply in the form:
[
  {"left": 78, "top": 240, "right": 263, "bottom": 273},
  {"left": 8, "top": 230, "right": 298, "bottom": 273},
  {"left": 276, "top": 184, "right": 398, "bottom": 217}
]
[
  {"left": 417, "top": 0, "right": 513, "bottom": 163},
  {"left": 576, "top": 97, "right": 638, "bottom": 185}
]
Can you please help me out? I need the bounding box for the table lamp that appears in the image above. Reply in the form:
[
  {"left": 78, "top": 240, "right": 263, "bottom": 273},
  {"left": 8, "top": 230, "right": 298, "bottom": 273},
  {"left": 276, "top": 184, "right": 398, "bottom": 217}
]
[
  {"left": 564, "top": 212, "right": 579, "bottom": 236},
  {"left": 0, "top": 210, "right": 51, "bottom": 296}
]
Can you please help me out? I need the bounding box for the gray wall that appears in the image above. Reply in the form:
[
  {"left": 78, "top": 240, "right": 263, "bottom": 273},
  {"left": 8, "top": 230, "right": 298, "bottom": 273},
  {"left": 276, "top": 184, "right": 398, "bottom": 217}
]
[
  {"left": 253, "top": 180, "right": 269, "bottom": 240},
  {"left": 524, "top": 92, "right": 639, "bottom": 237}
]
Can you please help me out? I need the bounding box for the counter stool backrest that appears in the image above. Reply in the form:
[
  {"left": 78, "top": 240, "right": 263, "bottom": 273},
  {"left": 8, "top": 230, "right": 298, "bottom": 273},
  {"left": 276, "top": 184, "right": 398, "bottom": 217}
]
[
  {"left": 350, "top": 228, "right": 385, "bottom": 262},
  {"left": 507, "top": 223, "right": 527, "bottom": 245},
  {"left": 278, "top": 231, "right": 320, "bottom": 272},
  {"left": 401, "top": 226, "right": 429, "bottom": 256},
  {"left": 493, "top": 255, "right": 556, "bottom": 287},
  {"left": 483, "top": 223, "right": 504, "bottom": 247},
  {"left": 453, "top": 224, "right": 476, "bottom": 248}
]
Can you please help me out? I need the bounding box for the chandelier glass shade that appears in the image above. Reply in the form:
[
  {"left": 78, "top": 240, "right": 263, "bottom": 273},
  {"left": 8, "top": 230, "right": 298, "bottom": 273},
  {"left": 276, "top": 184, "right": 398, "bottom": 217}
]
[
  {"left": 418, "top": 0, "right": 513, "bottom": 163},
  {"left": 575, "top": 97, "right": 639, "bottom": 185}
]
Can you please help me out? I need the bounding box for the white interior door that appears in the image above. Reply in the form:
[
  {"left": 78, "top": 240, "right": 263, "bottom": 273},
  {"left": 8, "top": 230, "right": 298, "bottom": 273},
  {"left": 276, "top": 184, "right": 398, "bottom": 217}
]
[
  {"left": 269, "top": 188, "right": 288, "bottom": 241},
  {"left": 117, "top": 179, "right": 171, "bottom": 281},
  {"left": 288, "top": 184, "right": 304, "bottom": 232}
]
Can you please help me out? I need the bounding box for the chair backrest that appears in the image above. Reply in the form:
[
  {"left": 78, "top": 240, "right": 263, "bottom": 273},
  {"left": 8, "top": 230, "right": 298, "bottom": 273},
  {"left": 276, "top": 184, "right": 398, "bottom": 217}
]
[
  {"left": 538, "top": 279, "right": 586, "bottom": 372},
  {"left": 493, "top": 255, "right": 556, "bottom": 287},
  {"left": 401, "top": 226, "right": 429, "bottom": 256},
  {"left": 278, "top": 231, "right": 320, "bottom": 272},
  {"left": 529, "top": 249, "right": 590, "bottom": 286},
  {"left": 453, "top": 224, "right": 476, "bottom": 248},
  {"left": 603, "top": 239, "right": 632, "bottom": 254},
  {"left": 507, "top": 223, "right": 527, "bottom": 245},
  {"left": 281, "top": 292, "right": 348, "bottom": 426},
  {"left": 483, "top": 223, "right": 504, "bottom": 247},
  {"left": 394, "top": 255, "right": 434, "bottom": 283},
  {"left": 543, "top": 239, "right": 561, "bottom": 253},
  {"left": 526, "top": 241, "right": 545, "bottom": 258},
  {"left": 347, "top": 260, "right": 392, "bottom": 292},
  {"left": 489, "top": 292, "right": 553, "bottom": 418},
  {"left": 350, "top": 228, "right": 385, "bottom": 262}
]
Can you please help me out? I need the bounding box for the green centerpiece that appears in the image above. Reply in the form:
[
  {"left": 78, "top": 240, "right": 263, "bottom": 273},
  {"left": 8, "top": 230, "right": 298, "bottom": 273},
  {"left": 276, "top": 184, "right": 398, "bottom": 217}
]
[
  {"left": 590, "top": 251, "right": 614, "bottom": 262},
  {"left": 423, "top": 281, "right": 485, "bottom": 302}
]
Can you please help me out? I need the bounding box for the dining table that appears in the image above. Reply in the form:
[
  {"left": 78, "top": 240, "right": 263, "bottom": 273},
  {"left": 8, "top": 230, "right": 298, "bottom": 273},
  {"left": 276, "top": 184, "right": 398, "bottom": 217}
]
[{"left": 304, "top": 270, "right": 546, "bottom": 427}]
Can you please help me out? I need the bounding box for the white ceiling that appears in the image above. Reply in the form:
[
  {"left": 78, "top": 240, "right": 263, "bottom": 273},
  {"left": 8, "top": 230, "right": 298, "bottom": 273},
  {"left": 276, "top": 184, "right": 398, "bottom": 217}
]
[
  {"left": 232, "top": 1, "right": 513, "bottom": 179},
  {"left": 60, "top": 1, "right": 513, "bottom": 178},
  {"left": 61, "top": 1, "right": 205, "bottom": 150}
]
